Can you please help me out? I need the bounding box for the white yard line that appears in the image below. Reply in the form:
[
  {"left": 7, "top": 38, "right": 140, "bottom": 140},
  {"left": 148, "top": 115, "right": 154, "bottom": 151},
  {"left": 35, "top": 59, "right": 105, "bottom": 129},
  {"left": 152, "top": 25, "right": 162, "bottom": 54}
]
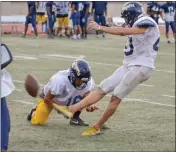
[
  {"left": 46, "top": 54, "right": 85, "bottom": 60},
  {"left": 162, "top": 94, "right": 175, "bottom": 98},
  {"left": 46, "top": 43, "right": 175, "bottom": 57},
  {"left": 13, "top": 79, "right": 174, "bottom": 108},
  {"left": 11, "top": 97, "right": 175, "bottom": 108},
  {"left": 13, "top": 80, "right": 44, "bottom": 87},
  {"left": 138, "top": 84, "right": 154, "bottom": 87},
  {"left": 13, "top": 53, "right": 175, "bottom": 74},
  {"left": 15, "top": 89, "right": 23, "bottom": 92},
  {"left": 155, "top": 69, "right": 175, "bottom": 73},
  {"left": 158, "top": 52, "right": 175, "bottom": 56},
  {"left": 106, "top": 94, "right": 175, "bottom": 107},
  {"left": 11, "top": 100, "right": 34, "bottom": 105},
  {"left": 14, "top": 55, "right": 38, "bottom": 60}
]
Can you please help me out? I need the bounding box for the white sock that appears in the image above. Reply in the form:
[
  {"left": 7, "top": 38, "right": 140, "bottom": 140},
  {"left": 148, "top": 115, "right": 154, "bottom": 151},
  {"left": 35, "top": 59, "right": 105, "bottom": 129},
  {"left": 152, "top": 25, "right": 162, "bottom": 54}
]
[
  {"left": 42, "top": 24, "right": 46, "bottom": 33},
  {"left": 77, "top": 34, "right": 81, "bottom": 39}
]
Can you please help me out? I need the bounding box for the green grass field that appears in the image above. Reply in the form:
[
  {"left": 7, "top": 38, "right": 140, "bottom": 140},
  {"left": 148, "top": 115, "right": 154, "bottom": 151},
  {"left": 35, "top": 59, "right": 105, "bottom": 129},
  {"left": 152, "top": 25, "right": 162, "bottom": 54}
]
[{"left": 2, "top": 34, "right": 175, "bottom": 151}]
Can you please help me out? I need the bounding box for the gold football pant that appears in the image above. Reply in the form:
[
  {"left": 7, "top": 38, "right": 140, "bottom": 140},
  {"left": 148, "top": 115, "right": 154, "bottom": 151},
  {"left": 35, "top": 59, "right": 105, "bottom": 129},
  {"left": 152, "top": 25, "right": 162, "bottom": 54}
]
[{"left": 30, "top": 98, "right": 53, "bottom": 125}]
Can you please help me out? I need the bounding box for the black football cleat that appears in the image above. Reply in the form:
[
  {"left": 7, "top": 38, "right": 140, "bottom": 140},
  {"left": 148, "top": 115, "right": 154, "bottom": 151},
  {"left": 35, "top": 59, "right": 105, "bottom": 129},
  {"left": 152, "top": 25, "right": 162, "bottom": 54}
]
[{"left": 70, "top": 117, "right": 89, "bottom": 126}]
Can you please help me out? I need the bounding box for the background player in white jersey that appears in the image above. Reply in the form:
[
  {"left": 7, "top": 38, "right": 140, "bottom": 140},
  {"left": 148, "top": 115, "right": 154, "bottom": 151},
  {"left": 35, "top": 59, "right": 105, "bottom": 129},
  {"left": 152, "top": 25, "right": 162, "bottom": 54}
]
[
  {"left": 56, "top": 2, "right": 160, "bottom": 136},
  {"left": 27, "top": 59, "right": 98, "bottom": 126},
  {"left": 36, "top": 1, "right": 47, "bottom": 35},
  {"left": 55, "top": 2, "right": 69, "bottom": 37},
  {"left": 160, "top": 2, "right": 176, "bottom": 44}
]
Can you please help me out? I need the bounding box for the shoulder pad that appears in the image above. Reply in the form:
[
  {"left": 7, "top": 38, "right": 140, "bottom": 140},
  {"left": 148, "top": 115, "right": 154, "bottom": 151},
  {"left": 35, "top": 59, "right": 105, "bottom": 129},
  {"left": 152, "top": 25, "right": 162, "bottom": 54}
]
[{"left": 136, "top": 19, "right": 155, "bottom": 28}]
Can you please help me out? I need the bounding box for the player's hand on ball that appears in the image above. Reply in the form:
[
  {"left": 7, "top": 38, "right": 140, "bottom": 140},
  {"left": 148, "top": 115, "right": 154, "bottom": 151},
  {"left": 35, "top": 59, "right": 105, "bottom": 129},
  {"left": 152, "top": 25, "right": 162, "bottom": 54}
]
[
  {"left": 86, "top": 105, "right": 99, "bottom": 112},
  {"left": 88, "top": 21, "right": 99, "bottom": 31}
]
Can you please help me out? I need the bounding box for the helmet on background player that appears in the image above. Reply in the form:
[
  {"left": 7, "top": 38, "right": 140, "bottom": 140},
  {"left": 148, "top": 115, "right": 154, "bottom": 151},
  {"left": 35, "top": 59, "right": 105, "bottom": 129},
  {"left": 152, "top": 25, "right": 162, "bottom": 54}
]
[
  {"left": 69, "top": 59, "right": 91, "bottom": 90},
  {"left": 121, "top": 2, "right": 144, "bottom": 27}
]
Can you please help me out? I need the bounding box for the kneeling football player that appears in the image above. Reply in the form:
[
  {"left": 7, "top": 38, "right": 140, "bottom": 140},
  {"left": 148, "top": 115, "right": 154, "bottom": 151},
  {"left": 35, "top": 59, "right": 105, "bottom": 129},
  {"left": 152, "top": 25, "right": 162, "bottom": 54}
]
[{"left": 27, "top": 59, "right": 98, "bottom": 126}]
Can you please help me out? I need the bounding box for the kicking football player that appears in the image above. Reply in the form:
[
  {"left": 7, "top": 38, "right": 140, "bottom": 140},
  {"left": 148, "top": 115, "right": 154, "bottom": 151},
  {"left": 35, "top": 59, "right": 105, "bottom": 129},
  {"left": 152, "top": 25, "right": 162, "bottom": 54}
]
[
  {"left": 36, "top": 1, "right": 47, "bottom": 36},
  {"left": 55, "top": 1, "right": 70, "bottom": 37},
  {"left": 160, "top": 2, "right": 176, "bottom": 44},
  {"left": 46, "top": 1, "right": 56, "bottom": 38},
  {"left": 27, "top": 59, "right": 98, "bottom": 126},
  {"left": 91, "top": 1, "right": 107, "bottom": 38},
  {"left": 146, "top": 1, "right": 162, "bottom": 24},
  {"left": 56, "top": 2, "right": 160, "bottom": 136},
  {"left": 23, "top": 1, "right": 38, "bottom": 38}
]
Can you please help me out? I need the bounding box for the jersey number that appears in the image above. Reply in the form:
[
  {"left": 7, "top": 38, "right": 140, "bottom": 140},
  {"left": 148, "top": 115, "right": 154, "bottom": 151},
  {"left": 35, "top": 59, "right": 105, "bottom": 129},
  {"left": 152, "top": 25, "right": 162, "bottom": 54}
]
[
  {"left": 124, "top": 37, "right": 160, "bottom": 56},
  {"left": 67, "top": 95, "right": 83, "bottom": 106},
  {"left": 168, "top": 6, "right": 174, "bottom": 13},
  {"left": 124, "top": 37, "right": 134, "bottom": 56},
  {"left": 153, "top": 38, "right": 160, "bottom": 51}
]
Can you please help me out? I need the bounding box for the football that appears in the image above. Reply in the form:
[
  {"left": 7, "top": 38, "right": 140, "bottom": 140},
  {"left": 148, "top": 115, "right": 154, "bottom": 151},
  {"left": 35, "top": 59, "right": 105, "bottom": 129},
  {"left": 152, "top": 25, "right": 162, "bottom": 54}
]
[{"left": 24, "top": 74, "right": 39, "bottom": 97}]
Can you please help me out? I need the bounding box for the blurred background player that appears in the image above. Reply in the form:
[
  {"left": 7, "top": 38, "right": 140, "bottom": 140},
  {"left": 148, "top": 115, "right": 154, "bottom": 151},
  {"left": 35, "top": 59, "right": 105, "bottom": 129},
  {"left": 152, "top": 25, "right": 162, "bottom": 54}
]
[
  {"left": 147, "top": 1, "right": 162, "bottom": 24},
  {"left": 22, "top": 1, "right": 38, "bottom": 38},
  {"left": 80, "top": 2, "right": 90, "bottom": 39},
  {"left": 46, "top": 1, "right": 56, "bottom": 39},
  {"left": 70, "top": 1, "right": 83, "bottom": 39},
  {"left": 27, "top": 59, "right": 98, "bottom": 126},
  {"left": 36, "top": 1, "right": 47, "bottom": 36},
  {"left": 160, "top": 1, "right": 176, "bottom": 44},
  {"left": 55, "top": 1, "right": 70, "bottom": 37},
  {"left": 91, "top": 1, "right": 107, "bottom": 38},
  {"left": 1, "top": 42, "right": 15, "bottom": 152}
]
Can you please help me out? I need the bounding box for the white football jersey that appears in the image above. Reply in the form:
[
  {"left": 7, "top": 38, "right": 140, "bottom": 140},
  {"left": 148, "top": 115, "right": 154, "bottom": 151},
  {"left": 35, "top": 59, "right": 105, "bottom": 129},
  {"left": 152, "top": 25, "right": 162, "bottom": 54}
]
[
  {"left": 123, "top": 16, "right": 160, "bottom": 68},
  {"left": 56, "top": 2, "right": 69, "bottom": 15},
  {"left": 165, "top": 8, "right": 175, "bottom": 22},
  {"left": 1, "top": 69, "right": 15, "bottom": 98},
  {"left": 43, "top": 70, "right": 95, "bottom": 106},
  {"left": 78, "top": 2, "right": 84, "bottom": 11},
  {"left": 37, "top": 2, "right": 46, "bottom": 13}
]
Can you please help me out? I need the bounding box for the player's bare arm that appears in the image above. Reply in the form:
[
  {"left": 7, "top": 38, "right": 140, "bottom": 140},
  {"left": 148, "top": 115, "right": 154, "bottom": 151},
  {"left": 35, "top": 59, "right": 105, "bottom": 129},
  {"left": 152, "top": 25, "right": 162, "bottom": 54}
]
[
  {"left": 44, "top": 91, "right": 56, "bottom": 103},
  {"left": 83, "top": 91, "right": 99, "bottom": 112},
  {"left": 88, "top": 21, "right": 148, "bottom": 36}
]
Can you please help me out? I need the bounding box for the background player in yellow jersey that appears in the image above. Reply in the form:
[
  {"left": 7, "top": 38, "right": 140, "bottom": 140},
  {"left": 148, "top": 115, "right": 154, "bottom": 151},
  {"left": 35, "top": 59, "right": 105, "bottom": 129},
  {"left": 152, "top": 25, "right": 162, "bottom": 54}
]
[
  {"left": 36, "top": 1, "right": 47, "bottom": 35},
  {"left": 55, "top": 2, "right": 70, "bottom": 37}
]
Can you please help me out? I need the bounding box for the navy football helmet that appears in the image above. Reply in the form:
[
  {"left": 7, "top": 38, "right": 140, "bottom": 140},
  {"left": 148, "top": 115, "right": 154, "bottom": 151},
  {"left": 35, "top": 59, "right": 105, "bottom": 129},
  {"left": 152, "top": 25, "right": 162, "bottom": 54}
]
[
  {"left": 69, "top": 59, "right": 91, "bottom": 90},
  {"left": 121, "top": 2, "right": 143, "bottom": 27}
]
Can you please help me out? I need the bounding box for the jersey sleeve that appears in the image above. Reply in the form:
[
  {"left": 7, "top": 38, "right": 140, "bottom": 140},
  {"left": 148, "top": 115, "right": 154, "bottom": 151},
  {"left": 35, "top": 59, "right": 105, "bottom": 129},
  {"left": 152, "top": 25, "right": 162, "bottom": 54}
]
[
  {"left": 87, "top": 77, "right": 95, "bottom": 90},
  {"left": 49, "top": 76, "right": 65, "bottom": 96},
  {"left": 136, "top": 19, "right": 155, "bottom": 28}
]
